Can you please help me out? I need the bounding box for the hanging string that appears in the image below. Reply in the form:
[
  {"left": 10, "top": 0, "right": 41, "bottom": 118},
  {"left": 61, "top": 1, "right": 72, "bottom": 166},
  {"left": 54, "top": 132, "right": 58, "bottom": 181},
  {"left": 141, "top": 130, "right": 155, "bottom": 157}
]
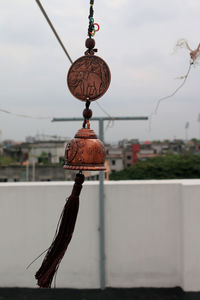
[
  {"left": 148, "top": 40, "right": 200, "bottom": 131},
  {"left": 86, "top": 0, "right": 112, "bottom": 127},
  {"left": 152, "top": 61, "right": 192, "bottom": 116},
  {"left": 151, "top": 40, "right": 200, "bottom": 115},
  {"left": 148, "top": 61, "right": 192, "bottom": 131},
  {"left": 88, "top": 0, "right": 94, "bottom": 38},
  {"left": 87, "top": 0, "right": 100, "bottom": 38},
  {"left": 35, "top": 0, "right": 73, "bottom": 64}
]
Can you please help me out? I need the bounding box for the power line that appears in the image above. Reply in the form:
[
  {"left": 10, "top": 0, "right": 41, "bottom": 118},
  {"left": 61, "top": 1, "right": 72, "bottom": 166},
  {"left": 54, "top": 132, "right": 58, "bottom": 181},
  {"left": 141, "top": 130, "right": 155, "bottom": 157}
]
[
  {"left": 35, "top": 0, "right": 73, "bottom": 64},
  {"left": 0, "top": 107, "right": 52, "bottom": 120}
]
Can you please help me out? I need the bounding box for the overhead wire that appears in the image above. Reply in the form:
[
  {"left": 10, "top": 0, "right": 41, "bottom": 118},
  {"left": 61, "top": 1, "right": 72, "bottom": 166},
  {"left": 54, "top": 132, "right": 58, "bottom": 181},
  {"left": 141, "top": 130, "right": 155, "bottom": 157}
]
[
  {"left": 1, "top": 0, "right": 73, "bottom": 120},
  {"left": 35, "top": 0, "right": 73, "bottom": 64},
  {"left": 0, "top": 107, "right": 52, "bottom": 120}
]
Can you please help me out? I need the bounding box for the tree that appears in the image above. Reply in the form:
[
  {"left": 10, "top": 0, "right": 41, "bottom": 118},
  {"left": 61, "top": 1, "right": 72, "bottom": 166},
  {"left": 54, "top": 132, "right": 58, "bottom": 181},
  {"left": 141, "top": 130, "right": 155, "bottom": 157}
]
[
  {"left": 110, "top": 153, "right": 200, "bottom": 180},
  {"left": 0, "top": 153, "right": 15, "bottom": 165},
  {"left": 38, "top": 152, "right": 49, "bottom": 164}
]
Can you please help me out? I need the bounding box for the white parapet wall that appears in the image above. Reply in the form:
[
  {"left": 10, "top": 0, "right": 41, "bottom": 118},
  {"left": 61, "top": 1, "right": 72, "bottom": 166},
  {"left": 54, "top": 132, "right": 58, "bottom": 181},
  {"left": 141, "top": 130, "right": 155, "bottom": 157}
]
[{"left": 0, "top": 179, "right": 200, "bottom": 291}]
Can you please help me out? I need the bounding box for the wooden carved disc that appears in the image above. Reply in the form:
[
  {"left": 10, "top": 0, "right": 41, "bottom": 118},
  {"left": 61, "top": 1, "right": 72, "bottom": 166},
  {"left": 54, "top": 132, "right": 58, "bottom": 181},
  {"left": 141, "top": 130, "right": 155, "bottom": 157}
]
[{"left": 67, "top": 55, "right": 111, "bottom": 102}]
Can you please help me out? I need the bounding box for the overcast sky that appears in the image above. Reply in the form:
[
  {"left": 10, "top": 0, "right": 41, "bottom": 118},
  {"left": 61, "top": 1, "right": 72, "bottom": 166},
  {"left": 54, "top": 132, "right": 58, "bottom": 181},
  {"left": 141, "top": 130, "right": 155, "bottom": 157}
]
[{"left": 0, "top": 0, "right": 200, "bottom": 143}]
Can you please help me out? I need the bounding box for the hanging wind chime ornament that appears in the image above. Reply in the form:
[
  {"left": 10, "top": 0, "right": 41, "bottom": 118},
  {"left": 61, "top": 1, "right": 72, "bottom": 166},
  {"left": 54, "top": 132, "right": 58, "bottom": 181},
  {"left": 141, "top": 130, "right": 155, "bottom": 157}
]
[{"left": 35, "top": 0, "right": 111, "bottom": 288}]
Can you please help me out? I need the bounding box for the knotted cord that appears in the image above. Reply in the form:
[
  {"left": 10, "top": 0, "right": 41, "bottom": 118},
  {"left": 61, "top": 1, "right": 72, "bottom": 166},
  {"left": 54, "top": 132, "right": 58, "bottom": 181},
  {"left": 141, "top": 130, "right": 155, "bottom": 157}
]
[
  {"left": 88, "top": 0, "right": 94, "bottom": 38},
  {"left": 87, "top": 0, "right": 100, "bottom": 38}
]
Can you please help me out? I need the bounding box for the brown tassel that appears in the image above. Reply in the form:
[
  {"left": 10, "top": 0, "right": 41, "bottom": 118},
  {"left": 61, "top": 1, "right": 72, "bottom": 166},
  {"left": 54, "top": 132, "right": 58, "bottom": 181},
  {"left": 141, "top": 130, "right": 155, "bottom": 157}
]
[{"left": 35, "top": 173, "right": 85, "bottom": 288}]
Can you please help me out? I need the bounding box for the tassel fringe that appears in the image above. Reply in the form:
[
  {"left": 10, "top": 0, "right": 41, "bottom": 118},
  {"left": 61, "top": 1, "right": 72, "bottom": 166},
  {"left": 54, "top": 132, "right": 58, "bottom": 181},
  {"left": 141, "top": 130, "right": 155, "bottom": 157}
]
[{"left": 35, "top": 173, "right": 85, "bottom": 288}]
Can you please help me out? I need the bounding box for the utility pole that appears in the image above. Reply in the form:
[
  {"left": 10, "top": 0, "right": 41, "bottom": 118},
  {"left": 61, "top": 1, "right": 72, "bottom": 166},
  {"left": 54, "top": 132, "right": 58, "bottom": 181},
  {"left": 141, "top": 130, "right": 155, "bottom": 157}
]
[
  {"left": 32, "top": 161, "right": 36, "bottom": 181},
  {"left": 26, "top": 161, "right": 29, "bottom": 181},
  {"left": 52, "top": 115, "right": 148, "bottom": 289}
]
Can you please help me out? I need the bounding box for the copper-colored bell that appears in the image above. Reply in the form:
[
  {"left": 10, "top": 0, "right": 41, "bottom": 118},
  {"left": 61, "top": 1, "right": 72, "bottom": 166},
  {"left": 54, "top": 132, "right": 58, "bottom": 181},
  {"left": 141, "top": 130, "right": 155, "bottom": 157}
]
[{"left": 64, "top": 125, "right": 106, "bottom": 171}]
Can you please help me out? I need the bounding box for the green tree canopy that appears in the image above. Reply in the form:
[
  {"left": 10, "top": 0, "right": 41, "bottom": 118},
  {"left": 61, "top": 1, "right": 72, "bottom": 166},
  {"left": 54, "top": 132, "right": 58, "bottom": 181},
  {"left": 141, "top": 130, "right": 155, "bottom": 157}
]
[
  {"left": 110, "top": 154, "right": 200, "bottom": 180},
  {"left": 38, "top": 151, "right": 49, "bottom": 164},
  {"left": 0, "top": 153, "right": 15, "bottom": 165}
]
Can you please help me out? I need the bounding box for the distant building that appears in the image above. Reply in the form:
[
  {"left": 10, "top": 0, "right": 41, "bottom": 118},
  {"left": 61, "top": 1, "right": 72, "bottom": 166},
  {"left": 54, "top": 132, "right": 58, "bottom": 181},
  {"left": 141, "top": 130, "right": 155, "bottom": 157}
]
[
  {"left": 0, "top": 139, "right": 74, "bottom": 181},
  {"left": 132, "top": 144, "right": 140, "bottom": 164},
  {"left": 0, "top": 164, "right": 74, "bottom": 182},
  {"left": 138, "top": 141, "right": 158, "bottom": 160},
  {"left": 106, "top": 147, "right": 124, "bottom": 174},
  {"left": 21, "top": 140, "right": 68, "bottom": 164},
  {"left": 123, "top": 145, "right": 133, "bottom": 169},
  {"left": 1, "top": 137, "right": 199, "bottom": 182},
  {"left": 2, "top": 140, "right": 69, "bottom": 165}
]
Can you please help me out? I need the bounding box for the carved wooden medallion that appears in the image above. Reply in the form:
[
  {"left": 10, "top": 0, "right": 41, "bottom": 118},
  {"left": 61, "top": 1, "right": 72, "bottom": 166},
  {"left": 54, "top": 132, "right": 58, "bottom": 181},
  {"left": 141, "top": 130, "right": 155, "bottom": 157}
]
[{"left": 67, "top": 55, "right": 111, "bottom": 102}]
